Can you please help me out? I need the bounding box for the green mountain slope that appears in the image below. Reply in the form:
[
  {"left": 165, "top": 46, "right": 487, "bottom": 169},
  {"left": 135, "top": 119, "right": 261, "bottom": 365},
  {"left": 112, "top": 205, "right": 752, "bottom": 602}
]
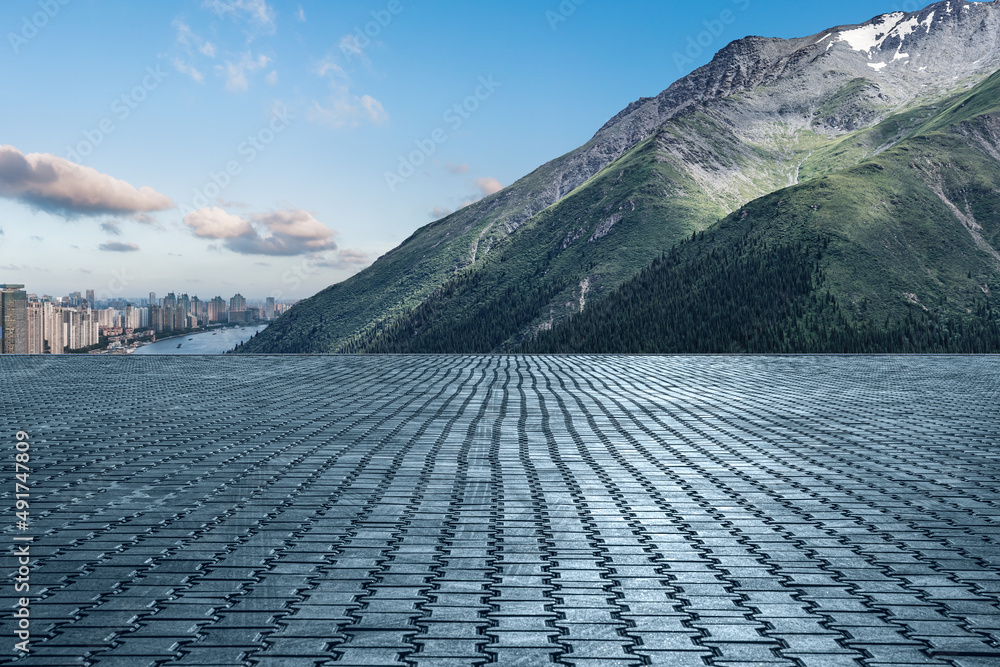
[
  {"left": 237, "top": 1, "right": 1000, "bottom": 354},
  {"left": 521, "top": 71, "right": 1000, "bottom": 353},
  {"left": 242, "top": 111, "right": 811, "bottom": 354}
]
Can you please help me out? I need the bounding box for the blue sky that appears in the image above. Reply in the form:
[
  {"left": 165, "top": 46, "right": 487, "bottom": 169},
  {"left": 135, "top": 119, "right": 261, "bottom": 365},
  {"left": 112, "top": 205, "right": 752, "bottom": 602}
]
[{"left": 0, "top": 0, "right": 937, "bottom": 301}]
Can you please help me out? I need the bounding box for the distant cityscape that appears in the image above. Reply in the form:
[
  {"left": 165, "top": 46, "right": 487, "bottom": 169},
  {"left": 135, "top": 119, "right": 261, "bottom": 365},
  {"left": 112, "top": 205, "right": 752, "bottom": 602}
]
[{"left": 0, "top": 283, "right": 294, "bottom": 355}]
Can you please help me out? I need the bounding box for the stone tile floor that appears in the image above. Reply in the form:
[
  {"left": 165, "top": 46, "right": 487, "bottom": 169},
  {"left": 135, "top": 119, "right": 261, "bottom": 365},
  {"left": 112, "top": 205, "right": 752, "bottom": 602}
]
[{"left": 1, "top": 355, "right": 999, "bottom": 666}]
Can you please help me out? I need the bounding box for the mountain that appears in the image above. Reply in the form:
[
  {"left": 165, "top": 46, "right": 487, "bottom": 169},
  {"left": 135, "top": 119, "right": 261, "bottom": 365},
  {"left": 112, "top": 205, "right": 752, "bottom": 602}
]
[
  {"left": 239, "top": 0, "right": 1000, "bottom": 354},
  {"left": 523, "top": 69, "right": 1000, "bottom": 354}
]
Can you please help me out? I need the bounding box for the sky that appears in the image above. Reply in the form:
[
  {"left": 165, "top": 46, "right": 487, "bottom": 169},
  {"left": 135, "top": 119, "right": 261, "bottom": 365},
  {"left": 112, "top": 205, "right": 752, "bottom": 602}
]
[{"left": 0, "top": 0, "right": 940, "bottom": 302}]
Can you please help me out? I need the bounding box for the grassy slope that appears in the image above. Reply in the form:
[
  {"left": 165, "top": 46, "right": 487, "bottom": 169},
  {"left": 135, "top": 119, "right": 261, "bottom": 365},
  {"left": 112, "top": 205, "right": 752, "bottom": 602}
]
[
  {"left": 773, "top": 69, "right": 1000, "bottom": 319},
  {"left": 521, "top": 71, "right": 1000, "bottom": 353},
  {"left": 344, "top": 115, "right": 824, "bottom": 353}
]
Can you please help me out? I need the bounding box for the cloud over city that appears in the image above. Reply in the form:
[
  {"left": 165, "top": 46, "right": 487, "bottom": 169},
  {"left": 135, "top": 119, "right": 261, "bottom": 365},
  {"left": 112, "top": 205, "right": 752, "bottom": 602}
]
[
  {"left": 184, "top": 207, "right": 340, "bottom": 256},
  {"left": 0, "top": 145, "right": 174, "bottom": 217}
]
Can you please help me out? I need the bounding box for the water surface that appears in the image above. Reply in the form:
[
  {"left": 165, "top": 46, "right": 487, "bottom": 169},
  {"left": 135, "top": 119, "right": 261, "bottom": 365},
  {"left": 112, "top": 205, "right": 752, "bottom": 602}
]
[{"left": 133, "top": 324, "right": 269, "bottom": 355}]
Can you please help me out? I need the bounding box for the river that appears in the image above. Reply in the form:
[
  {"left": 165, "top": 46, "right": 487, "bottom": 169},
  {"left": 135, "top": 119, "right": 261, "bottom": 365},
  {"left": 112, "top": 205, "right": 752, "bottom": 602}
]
[{"left": 133, "top": 324, "right": 269, "bottom": 355}]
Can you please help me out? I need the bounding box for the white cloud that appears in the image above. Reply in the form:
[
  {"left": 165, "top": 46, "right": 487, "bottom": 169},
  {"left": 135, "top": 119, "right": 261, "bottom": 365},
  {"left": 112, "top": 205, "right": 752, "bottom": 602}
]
[
  {"left": 217, "top": 198, "right": 249, "bottom": 208},
  {"left": 475, "top": 177, "right": 503, "bottom": 196},
  {"left": 171, "top": 19, "right": 216, "bottom": 82},
  {"left": 314, "top": 248, "right": 369, "bottom": 269},
  {"left": 446, "top": 163, "right": 470, "bottom": 175},
  {"left": 184, "top": 206, "right": 254, "bottom": 239},
  {"left": 217, "top": 51, "right": 271, "bottom": 92},
  {"left": 184, "top": 207, "right": 338, "bottom": 256},
  {"left": 309, "top": 47, "right": 386, "bottom": 129},
  {"left": 296, "top": 5, "right": 306, "bottom": 21},
  {"left": 0, "top": 145, "right": 173, "bottom": 217},
  {"left": 308, "top": 90, "right": 389, "bottom": 129},
  {"left": 430, "top": 178, "right": 504, "bottom": 219},
  {"left": 202, "top": 0, "right": 276, "bottom": 31},
  {"left": 360, "top": 95, "right": 388, "bottom": 124},
  {"left": 266, "top": 69, "right": 278, "bottom": 85},
  {"left": 173, "top": 19, "right": 196, "bottom": 48},
  {"left": 315, "top": 57, "right": 348, "bottom": 80},
  {"left": 173, "top": 58, "right": 205, "bottom": 83},
  {"left": 338, "top": 34, "right": 370, "bottom": 66},
  {"left": 173, "top": 18, "right": 215, "bottom": 59}
]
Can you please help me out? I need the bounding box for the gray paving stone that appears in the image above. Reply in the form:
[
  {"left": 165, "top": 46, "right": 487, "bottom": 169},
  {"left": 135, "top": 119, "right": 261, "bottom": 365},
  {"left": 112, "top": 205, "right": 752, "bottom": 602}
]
[{"left": 2, "top": 355, "right": 999, "bottom": 666}]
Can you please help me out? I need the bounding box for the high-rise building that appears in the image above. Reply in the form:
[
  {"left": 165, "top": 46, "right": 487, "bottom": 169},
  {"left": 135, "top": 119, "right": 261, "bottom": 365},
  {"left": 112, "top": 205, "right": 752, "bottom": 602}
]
[
  {"left": 150, "top": 306, "right": 163, "bottom": 333},
  {"left": 27, "top": 302, "right": 44, "bottom": 354},
  {"left": 228, "top": 293, "right": 247, "bottom": 323},
  {"left": 85, "top": 289, "right": 95, "bottom": 306},
  {"left": 122, "top": 305, "right": 145, "bottom": 330},
  {"left": 97, "top": 308, "right": 116, "bottom": 327},
  {"left": 229, "top": 293, "right": 246, "bottom": 314},
  {"left": 85, "top": 310, "right": 99, "bottom": 346},
  {"left": 64, "top": 309, "right": 80, "bottom": 350},
  {"left": 43, "top": 302, "right": 64, "bottom": 354},
  {"left": 149, "top": 292, "right": 156, "bottom": 307},
  {"left": 161, "top": 293, "right": 175, "bottom": 329},
  {"left": 174, "top": 306, "right": 187, "bottom": 331},
  {"left": 209, "top": 296, "right": 226, "bottom": 323},
  {"left": 190, "top": 296, "right": 201, "bottom": 325},
  {"left": 264, "top": 297, "right": 275, "bottom": 320},
  {"left": 0, "top": 284, "right": 28, "bottom": 354},
  {"left": 65, "top": 308, "right": 99, "bottom": 350}
]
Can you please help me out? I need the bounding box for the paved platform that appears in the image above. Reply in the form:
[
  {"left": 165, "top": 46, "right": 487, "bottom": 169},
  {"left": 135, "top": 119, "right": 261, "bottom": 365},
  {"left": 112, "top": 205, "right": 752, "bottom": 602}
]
[{"left": 2, "top": 355, "right": 1000, "bottom": 666}]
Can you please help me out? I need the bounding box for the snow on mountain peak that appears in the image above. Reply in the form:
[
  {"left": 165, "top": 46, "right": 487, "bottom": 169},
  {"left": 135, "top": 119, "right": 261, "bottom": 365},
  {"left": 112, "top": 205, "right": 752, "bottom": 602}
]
[{"left": 835, "top": 8, "right": 941, "bottom": 59}]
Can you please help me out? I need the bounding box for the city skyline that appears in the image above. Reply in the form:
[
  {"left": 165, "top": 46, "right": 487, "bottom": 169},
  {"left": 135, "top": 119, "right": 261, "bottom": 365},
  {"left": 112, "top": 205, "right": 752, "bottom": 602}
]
[
  {"left": 14, "top": 283, "right": 293, "bottom": 307},
  {"left": 0, "top": 281, "right": 288, "bottom": 354},
  {"left": 0, "top": 0, "right": 935, "bottom": 298}
]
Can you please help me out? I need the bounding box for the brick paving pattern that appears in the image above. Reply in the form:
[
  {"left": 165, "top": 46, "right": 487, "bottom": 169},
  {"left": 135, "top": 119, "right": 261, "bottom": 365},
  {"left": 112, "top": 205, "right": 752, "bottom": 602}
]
[{"left": 1, "top": 355, "right": 999, "bottom": 666}]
